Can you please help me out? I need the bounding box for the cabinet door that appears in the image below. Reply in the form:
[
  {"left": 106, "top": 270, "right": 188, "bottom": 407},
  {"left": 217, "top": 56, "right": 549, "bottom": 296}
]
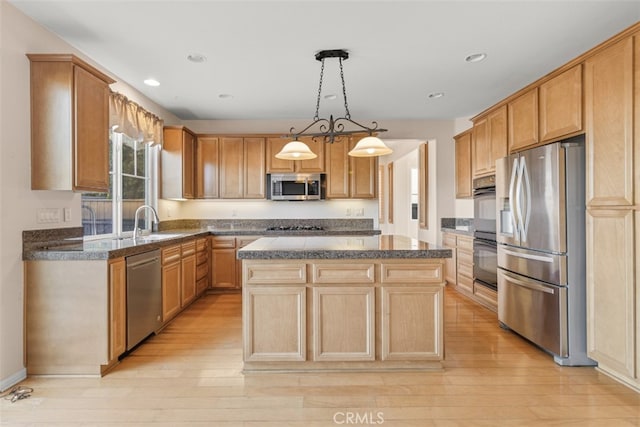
[
  {"left": 266, "top": 137, "right": 295, "bottom": 173},
  {"left": 540, "top": 64, "right": 583, "bottom": 142},
  {"left": 586, "top": 208, "right": 636, "bottom": 379},
  {"left": 162, "top": 261, "right": 181, "bottom": 322},
  {"left": 312, "top": 287, "right": 375, "bottom": 361},
  {"left": 243, "top": 138, "right": 266, "bottom": 198},
  {"left": 381, "top": 286, "right": 443, "bottom": 360},
  {"left": 442, "top": 233, "right": 457, "bottom": 285},
  {"left": 182, "top": 130, "right": 195, "bottom": 199},
  {"left": 181, "top": 254, "right": 197, "bottom": 307},
  {"left": 472, "top": 116, "right": 491, "bottom": 177},
  {"left": 508, "top": 88, "right": 539, "bottom": 152},
  {"left": 108, "top": 258, "right": 126, "bottom": 362},
  {"left": 349, "top": 138, "right": 377, "bottom": 199},
  {"left": 456, "top": 246, "right": 474, "bottom": 294},
  {"left": 488, "top": 105, "right": 508, "bottom": 170},
  {"left": 455, "top": 131, "right": 472, "bottom": 198},
  {"left": 236, "top": 237, "right": 260, "bottom": 288},
  {"left": 162, "top": 127, "right": 195, "bottom": 200},
  {"left": 243, "top": 286, "right": 306, "bottom": 361},
  {"left": 219, "top": 137, "right": 244, "bottom": 198},
  {"left": 297, "top": 137, "right": 326, "bottom": 173},
  {"left": 211, "top": 248, "right": 237, "bottom": 288},
  {"left": 585, "top": 37, "right": 634, "bottom": 207},
  {"left": 325, "top": 139, "right": 350, "bottom": 198},
  {"left": 74, "top": 66, "right": 110, "bottom": 192},
  {"left": 196, "top": 136, "right": 219, "bottom": 198}
]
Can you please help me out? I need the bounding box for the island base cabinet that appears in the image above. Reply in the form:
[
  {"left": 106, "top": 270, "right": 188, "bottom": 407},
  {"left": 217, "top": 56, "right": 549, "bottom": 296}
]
[
  {"left": 381, "top": 286, "right": 443, "bottom": 361},
  {"left": 243, "top": 286, "right": 306, "bottom": 362}
]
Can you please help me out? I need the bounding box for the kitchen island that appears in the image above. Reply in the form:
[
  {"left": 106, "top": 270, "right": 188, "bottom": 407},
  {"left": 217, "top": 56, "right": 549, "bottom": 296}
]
[{"left": 237, "top": 235, "right": 451, "bottom": 372}]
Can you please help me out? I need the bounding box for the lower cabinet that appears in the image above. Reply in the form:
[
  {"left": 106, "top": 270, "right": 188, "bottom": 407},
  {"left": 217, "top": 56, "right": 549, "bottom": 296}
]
[
  {"left": 242, "top": 259, "right": 445, "bottom": 371},
  {"left": 442, "top": 232, "right": 457, "bottom": 285},
  {"left": 108, "top": 258, "right": 127, "bottom": 363},
  {"left": 210, "top": 235, "right": 260, "bottom": 290},
  {"left": 195, "top": 238, "right": 209, "bottom": 295},
  {"left": 161, "top": 244, "right": 182, "bottom": 322},
  {"left": 162, "top": 238, "right": 205, "bottom": 323},
  {"left": 180, "top": 241, "right": 197, "bottom": 307}
]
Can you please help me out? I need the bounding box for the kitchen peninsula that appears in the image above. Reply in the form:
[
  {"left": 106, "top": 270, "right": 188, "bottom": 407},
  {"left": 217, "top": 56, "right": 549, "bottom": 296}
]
[{"left": 238, "top": 235, "right": 451, "bottom": 372}]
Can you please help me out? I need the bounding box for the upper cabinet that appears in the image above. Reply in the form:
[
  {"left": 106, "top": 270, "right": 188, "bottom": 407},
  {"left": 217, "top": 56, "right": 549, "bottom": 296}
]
[
  {"left": 162, "top": 126, "right": 195, "bottom": 199},
  {"left": 539, "top": 65, "right": 583, "bottom": 143},
  {"left": 325, "top": 137, "right": 377, "bottom": 199},
  {"left": 219, "top": 137, "right": 266, "bottom": 199},
  {"left": 28, "top": 54, "right": 115, "bottom": 192},
  {"left": 195, "top": 136, "right": 219, "bottom": 199},
  {"left": 418, "top": 142, "right": 429, "bottom": 229},
  {"left": 472, "top": 105, "right": 507, "bottom": 177},
  {"left": 266, "top": 137, "right": 326, "bottom": 173},
  {"left": 508, "top": 88, "right": 539, "bottom": 152},
  {"left": 454, "top": 130, "right": 472, "bottom": 198}
]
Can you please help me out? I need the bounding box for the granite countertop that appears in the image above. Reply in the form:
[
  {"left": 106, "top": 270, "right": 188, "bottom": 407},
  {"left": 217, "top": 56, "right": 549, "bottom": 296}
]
[
  {"left": 237, "top": 235, "right": 452, "bottom": 260},
  {"left": 24, "top": 228, "right": 382, "bottom": 261},
  {"left": 440, "top": 225, "right": 475, "bottom": 237},
  {"left": 440, "top": 217, "right": 475, "bottom": 236}
]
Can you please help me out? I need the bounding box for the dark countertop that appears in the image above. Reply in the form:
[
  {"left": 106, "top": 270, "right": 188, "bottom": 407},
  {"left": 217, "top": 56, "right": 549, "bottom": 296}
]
[
  {"left": 23, "top": 228, "right": 382, "bottom": 261},
  {"left": 440, "top": 226, "right": 475, "bottom": 237},
  {"left": 237, "top": 235, "right": 452, "bottom": 260}
]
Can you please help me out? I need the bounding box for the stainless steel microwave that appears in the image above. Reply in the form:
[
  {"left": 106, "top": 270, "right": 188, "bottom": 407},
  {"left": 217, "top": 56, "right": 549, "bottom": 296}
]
[{"left": 267, "top": 173, "right": 324, "bottom": 201}]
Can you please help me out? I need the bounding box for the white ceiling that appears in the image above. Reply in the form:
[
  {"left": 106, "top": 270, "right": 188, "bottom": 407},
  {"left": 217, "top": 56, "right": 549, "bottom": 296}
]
[{"left": 9, "top": 1, "right": 640, "bottom": 122}]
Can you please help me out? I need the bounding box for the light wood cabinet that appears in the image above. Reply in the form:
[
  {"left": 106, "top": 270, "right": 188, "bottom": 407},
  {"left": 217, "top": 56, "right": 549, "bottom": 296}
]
[
  {"left": 325, "top": 137, "right": 377, "bottom": 199},
  {"left": 585, "top": 37, "right": 634, "bottom": 207},
  {"left": 454, "top": 130, "right": 472, "bottom": 198},
  {"left": 488, "top": 106, "right": 508, "bottom": 171},
  {"left": 266, "top": 137, "right": 326, "bottom": 173},
  {"left": 28, "top": 54, "right": 114, "bottom": 192},
  {"left": 472, "top": 117, "right": 490, "bottom": 177},
  {"left": 243, "top": 285, "right": 307, "bottom": 362},
  {"left": 508, "top": 88, "right": 539, "bottom": 152},
  {"left": 195, "top": 238, "right": 209, "bottom": 296},
  {"left": 210, "top": 236, "right": 238, "bottom": 289},
  {"left": 108, "top": 258, "right": 126, "bottom": 363},
  {"left": 539, "top": 64, "right": 583, "bottom": 142},
  {"left": 180, "top": 241, "right": 197, "bottom": 307},
  {"left": 381, "top": 286, "right": 443, "bottom": 361},
  {"left": 161, "top": 245, "right": 182, "bottom": 322},
  {"left": 162, "top": 126, "right": 195, "bottom": 199},
  {"left": 236, "top": 236, "right": 260, "bottom": 288},
  {"left": 195, "top": 136, "right": 219, "bottom": 198},
  {"left": 219, "top": 137, "right": 266, "bottom": 199},
  {"left": 442, "top": 232, "right": 457, "bottom": 285},
  {"left": 455, "top": 235, "right": 474, "bottom": 295},
  {"left": 418, "top": 142, "right": 428, "bottom": 229}
]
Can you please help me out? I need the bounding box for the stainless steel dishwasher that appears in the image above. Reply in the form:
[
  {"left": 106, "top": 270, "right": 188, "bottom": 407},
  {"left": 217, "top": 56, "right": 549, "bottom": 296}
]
[{"left": 126, "top": 249, "right": 162, "bottom": 351}]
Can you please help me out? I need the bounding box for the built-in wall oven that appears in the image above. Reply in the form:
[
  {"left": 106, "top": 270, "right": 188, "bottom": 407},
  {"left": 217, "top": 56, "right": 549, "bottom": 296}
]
[{"left": 473, "top": 175, "right": 497, "bottom": 291}]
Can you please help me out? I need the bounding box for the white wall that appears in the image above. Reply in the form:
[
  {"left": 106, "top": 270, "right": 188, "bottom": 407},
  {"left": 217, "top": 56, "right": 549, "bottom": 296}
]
[{"left": 0, "top": 0, "right": 180, "bottom": 389}]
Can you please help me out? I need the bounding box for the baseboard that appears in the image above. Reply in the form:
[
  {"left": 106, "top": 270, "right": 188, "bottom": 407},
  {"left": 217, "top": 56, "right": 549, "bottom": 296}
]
[{"left": 0, "top": 368, "right": 27, "bottom": 392}]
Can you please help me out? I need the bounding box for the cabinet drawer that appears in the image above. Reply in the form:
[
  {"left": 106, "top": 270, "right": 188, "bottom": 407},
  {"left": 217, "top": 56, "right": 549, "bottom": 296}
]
[
  {"left": 381, "top": 263, "right": 443, "bottom": 284},
  {"left": 196, "top": 238, "right": 207, "bottom": 252},
  {"left": 312, "top": 263, "right": 375, "bottom": 284},
  {"left": 196, "top": 277, "right": 208, "bottom": 294},
  {"left": 457, "top": 249, "right": 473, "bottom": 264},
  {"left": 245, "top": 263, "right": 307, "bottom": 284},
  {"left": 210, "top": 236, "right": 236, "bottom": 249},
  {"left": 196, "top": 263, "right": 209, "bottom": 280},
  {"left": 474, "top": 283, "right": 497, "bottom": 310},
  {"left": 457, "top": 273, "right": 474, "bottom": 293},
  {"left": 181, "top": 240, "right": 196, "bottom": 256},
  {"left": 457, "top": 236, "right": 473, "bottom": 251},
  {"left": 457, "top": 261, "right": 473, "bottom": 279},
  {"left": 161, "top": 245, "right": 181, "bottom": 264},
  {"left": 196, "top": 250, "right": 208, "bottom": 266},
  {"left": 442, "top": 233, "right": 457, "bottom": 248}
]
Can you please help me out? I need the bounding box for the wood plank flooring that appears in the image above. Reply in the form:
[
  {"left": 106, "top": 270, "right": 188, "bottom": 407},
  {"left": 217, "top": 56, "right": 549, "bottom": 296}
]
[{"left": 2, "top": 287, "right": 639, "bottom": 426}]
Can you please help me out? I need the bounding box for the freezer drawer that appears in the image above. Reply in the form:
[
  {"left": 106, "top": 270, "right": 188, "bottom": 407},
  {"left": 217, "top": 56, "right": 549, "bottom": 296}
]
[{"left": 498, "top": 268, "right": 567, "bottom": 357}]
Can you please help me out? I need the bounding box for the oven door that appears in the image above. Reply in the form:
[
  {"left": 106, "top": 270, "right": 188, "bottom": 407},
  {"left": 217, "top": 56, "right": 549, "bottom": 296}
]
[
  {"left": 473, "top": 187, "right": 496, "bottom": 234},
  {"left": 473, "top": 238, "right": 497, "bottom": 291}
]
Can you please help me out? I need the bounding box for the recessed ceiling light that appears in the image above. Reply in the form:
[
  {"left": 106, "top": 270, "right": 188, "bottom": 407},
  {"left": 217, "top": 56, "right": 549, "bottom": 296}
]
[
  {"left": 143, "top": 78, "right": 160, "bottom": 87},
  {"left": 428, "top": 92, "right": 444, "bottom": 99},
  {"left": 324, "top": 94, "right": 337, "bottom": 100},
  {"left": 465, "top": 53, "right": 487, "bottom": 63},
  {"left": 187, "top": 53, "right": 207, "bottom": 63},
  {"left": 218, "top": 94, "right": 233, "bottom": 99}
]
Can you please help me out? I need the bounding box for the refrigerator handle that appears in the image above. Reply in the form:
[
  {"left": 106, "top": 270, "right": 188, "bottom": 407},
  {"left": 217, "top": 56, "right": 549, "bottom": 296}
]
[
  {"left": 509, "top": 157, "right": 520, "bottom": 236},
  {"left": 521, "top": 156, "right": 532, "bottom": 240},
  {"left": 515, "top": 157, "right": 524, "bottom": 240},
  {"left": 501, "top": 270, "right": 556, "bottom": 294}
]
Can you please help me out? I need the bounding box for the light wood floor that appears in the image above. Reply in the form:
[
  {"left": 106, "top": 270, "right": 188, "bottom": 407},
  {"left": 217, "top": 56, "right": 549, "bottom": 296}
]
[{"left": 3, "top": 287, "right": 639, "bottom": 426}]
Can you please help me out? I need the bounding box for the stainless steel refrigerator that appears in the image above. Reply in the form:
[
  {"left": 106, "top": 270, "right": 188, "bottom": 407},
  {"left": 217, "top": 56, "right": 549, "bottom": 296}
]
[{"left": 496, "top": 135, "right": 595, "bottom": 366}]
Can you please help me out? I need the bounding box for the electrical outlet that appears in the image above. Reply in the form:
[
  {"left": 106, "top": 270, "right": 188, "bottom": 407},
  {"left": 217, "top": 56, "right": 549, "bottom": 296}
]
[
  {"left": 64, "top": 208, "right": 71, "bottom": 222},
  {"left": 346, "top": 208, "right": 352, "bottom": 216},
  {"left": 166, "top": 208, "right": 172, "bottom": 218}
]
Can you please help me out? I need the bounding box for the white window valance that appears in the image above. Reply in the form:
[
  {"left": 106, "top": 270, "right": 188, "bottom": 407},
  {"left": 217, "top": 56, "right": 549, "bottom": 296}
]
[{"left": 109, "top": 91, "right": 164, "bottom": 146}]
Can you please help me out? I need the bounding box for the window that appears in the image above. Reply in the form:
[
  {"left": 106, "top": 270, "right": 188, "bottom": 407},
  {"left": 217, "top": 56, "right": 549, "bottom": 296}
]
[{"left": 81, "top": 131, "right": 158, "bottom": 237}]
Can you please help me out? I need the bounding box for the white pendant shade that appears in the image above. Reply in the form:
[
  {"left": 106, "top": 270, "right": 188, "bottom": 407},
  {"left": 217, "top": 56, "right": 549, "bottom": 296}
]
[
  {"left": 348, "top": 136, "right": 393, "bottom": 157},
  {"left": 275, "top": 140, "right": 318, "bottom": 160}
]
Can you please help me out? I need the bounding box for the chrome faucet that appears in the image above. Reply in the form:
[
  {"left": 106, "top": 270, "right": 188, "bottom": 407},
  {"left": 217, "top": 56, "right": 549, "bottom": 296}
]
[{"left": 133, "top": 205, "right": 160, "bottom": 240}]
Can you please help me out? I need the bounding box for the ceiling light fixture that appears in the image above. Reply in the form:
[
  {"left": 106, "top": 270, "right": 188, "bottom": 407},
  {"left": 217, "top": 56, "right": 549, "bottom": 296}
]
[
  {"left": 428, "top": 92, "right": 445, "bottom": 99},
  {"left": 187, "top": 53, "right": 207, "bottom": 63},
  {"left": 143, "top": 78, "right": 160, "bottom": 87},
  {"left": 465, "top": 53, "right": 487, "bottom": 63},
  {"left": 218, "top": 94, "right": 233, "bottom": 99},
  {"left": 276, "top": 49, "right": 391, "bottom": 160}
]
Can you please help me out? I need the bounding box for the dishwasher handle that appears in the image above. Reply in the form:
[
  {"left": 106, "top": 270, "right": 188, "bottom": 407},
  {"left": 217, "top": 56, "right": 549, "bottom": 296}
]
[{"left": 127, "top": 256, "right": 160, "bottom": 269}]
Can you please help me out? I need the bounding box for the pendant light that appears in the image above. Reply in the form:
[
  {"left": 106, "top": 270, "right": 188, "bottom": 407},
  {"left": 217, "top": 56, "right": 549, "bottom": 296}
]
[{"left": 277, "top": 49, "right": 392, "bottom": 160}]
